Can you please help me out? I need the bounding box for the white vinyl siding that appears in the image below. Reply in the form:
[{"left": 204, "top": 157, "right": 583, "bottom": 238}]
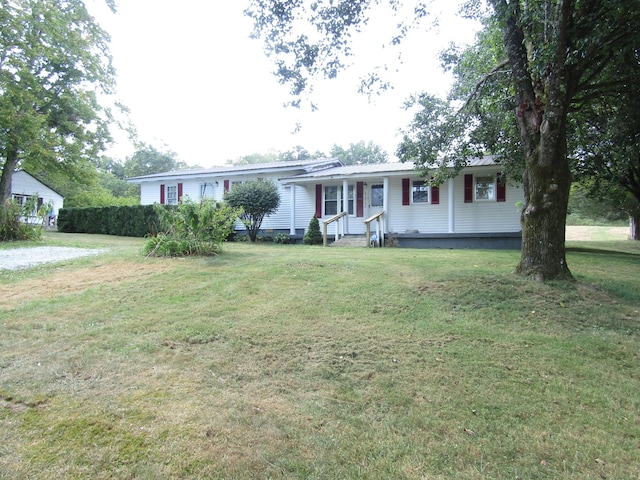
[
  {"left": 10, "top": 171, "right": 64, "bottom": 218},
  {"left": 388, "top": 177, "right": 448, "bottom": 234},
  {"left": 455, "top": 172, "right": 521, "bottom": 233}
]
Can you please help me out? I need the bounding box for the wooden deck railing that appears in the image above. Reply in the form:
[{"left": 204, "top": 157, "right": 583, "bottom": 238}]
[
  {"left": 364, "top": 211, "right": 385, "bottom": 247},
  {"left": 322, "top": 211, "right": 348, "bottom": 246}
]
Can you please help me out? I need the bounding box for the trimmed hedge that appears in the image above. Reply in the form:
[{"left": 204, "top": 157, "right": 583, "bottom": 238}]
[{"left": 57, "top": 205, "right": 172, "bottom": 237}]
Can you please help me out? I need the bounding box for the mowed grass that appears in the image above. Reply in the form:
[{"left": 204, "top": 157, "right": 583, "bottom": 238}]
[{"left": 1, "top": 232, "right": 639, "bottom": 479}]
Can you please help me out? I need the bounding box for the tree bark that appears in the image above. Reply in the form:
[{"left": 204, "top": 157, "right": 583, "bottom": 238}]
[
  {"left": 0, "top": 140, "right": 20, "bottom": 208},
  {"left": 631, "top": 214, "right": 639, "bottom": 241},
  {"left": 516, "top": 143, "right": 573, "bottom": 280}
]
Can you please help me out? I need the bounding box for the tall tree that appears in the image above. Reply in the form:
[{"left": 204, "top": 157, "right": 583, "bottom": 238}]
[
  {"left": 124, "top": 143, "right": 187, "bottom": 178},
  {"left": 245, "top": 0, "right": 640, "bottom": 280},
  {"left": 227, "top": 151, "right": 282, "bottom": 165},
  {"left": 280, "top": 145, "right": 325, "bottom": 162},
  {"left": 401, "top": 12, "right": 640, "bottom": 237},
  {"left": 330, "top": 141, "right": 389, "bottom": 164},
  {"left": 0, "top": 0, "right": 117, "bottom": 207},
  {"left": 487, "top": 0, "right": 638, "bottom": 279}
]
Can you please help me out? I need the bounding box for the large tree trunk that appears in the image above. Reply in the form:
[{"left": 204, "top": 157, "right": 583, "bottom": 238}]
[
  {"left": 0, "top": 141, "right": 20, "bottom": 207},
  {"left": 514, "top": 111, "right": 573, "bottom": 280},
  {"left": 631, "top": 214, "right": 639, "bottom": 240},
  {"left": 514, "top": 58, "right": 573, "bottom": 280},
  {"left": 516, "top": 146, "right": 573, "bottom": 280}
]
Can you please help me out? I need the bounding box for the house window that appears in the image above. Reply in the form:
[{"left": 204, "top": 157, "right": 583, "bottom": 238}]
[
  {"left": 475, "top": 176, "right": 495, "bottom": 201},
  {"left": 325, "top": 186, "right": 338, "bottom": 216},
  {"left": 412, "top": 180, "right": 429, "bottom": 203},
  {"left": 371, "top": 184, "right": 384, "bottom": 207},
  {"left": 12, "top": 194, "right": 25, "bottom": 207},
  {"left": 12, "top": 194, "right": 38, "bottom": 215},
  {"left": 166, "top": 185, "right": 178, "bottom": 205},
  {"left": 343, "top": 185, "right": 354, "bottom": 215},
  {"left": 201, "top": 183, "right": 215, "bottom": 197}
]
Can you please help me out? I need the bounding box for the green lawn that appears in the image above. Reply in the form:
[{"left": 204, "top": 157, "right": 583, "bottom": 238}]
[{"left": 1, "top": 232, "right": 639, "bottom": 479}]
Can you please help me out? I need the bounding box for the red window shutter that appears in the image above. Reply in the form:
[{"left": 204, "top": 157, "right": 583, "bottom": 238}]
[
  {"left": 356, "top": 181, "right": 364, "bottom": 217},
  {"left": 497, "top": 173, "right": 506, "bottom": 202},
  {"left": 224, "top": 180, "right": 230, "bottom": 192},
  {"left": 431, "top": 186, "right": 440, "bottom": 204},
  {"left": 315, "top": 184, "right": 323, "bottom": 218},
  {"left": 402, "top": 178, "right": 410, "bottom": 205},
  {"left": 160, "top": 184, "right": 165, "bottom": 204},
  {"left": 177, "top": 183, "right": 183, "bottom": 203},
  {"left": 464, "top": 174, "right": 473, "bottom": 203}
]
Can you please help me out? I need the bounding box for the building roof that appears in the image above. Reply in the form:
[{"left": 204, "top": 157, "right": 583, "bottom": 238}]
[
  {"left": 279, "top": 157, "right": 498, "bottom": 183},
  {"left": 127, "top": 156, "right": 500, "bottom": 184},
  {"left": 13, "top": 170, "right": 65, "bottom": 198},
  {"left": 127, "top": 158, "right": 344, "bottom": 183}
]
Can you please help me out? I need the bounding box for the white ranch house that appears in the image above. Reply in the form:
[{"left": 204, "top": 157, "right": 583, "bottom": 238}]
[
  {"left": 11, "top": 170, "right": 64, "bottom": 225},
  {"left": 128, "top": 158, "right": 524, "bottom": 249}
]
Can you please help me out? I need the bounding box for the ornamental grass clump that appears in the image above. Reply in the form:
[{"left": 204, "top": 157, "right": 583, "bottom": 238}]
[{"left": 143, "top": 199, "right": 240, "bottom": 257}]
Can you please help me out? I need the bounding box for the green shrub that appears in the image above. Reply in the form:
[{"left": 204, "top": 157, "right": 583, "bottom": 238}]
[
  {"left": 144, "top": 199, "right": 241, "bottom": 257},
  {"left": 224, "top": 180, "right": 280, "bottom": 242},
  {"left": 303, "top": 214, "right": 322, "bottom": 245},
  {"left": 58, "top": 205, "right": 165, "bottom": 237},
  {"left": 273, "top": 233, "right": 291, "bottom": 244},
  {"left": 0, "top": 199, "right": 45, "bottom": 241}
]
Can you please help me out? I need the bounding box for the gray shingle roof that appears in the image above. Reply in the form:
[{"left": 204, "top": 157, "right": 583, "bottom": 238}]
[
  {"left": 279, "top": 157, "right": 498, "bottom": 182},
  {"left": 127, "top": 158, "right": 343, "bottom": 182}
]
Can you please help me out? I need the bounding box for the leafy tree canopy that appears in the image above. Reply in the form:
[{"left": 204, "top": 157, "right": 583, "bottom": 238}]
[
  {"left": 227, "top": 145, "right": 327, "bottom": 165},
  {"left": 124, "top": 143, "right": 187, "bottom": 178},
  {"left": 0, "top": 0, "right": 118, "bottom": 207},
  {"left": 227, "top": 141, "right": 388, "bottom": 166},
  {"left": 330, "top": 141, "right": 389, "bottom": 164},
  {"left": 280, "top": 145, "right": 326, "bottom": 162},
  {"left": 227, "top": 150, "right": 283, "bottom": 165}
]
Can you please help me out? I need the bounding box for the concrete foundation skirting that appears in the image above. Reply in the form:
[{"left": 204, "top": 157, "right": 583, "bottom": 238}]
[{"left": 392, "top": 232, "right": 522, "bottom": 250}]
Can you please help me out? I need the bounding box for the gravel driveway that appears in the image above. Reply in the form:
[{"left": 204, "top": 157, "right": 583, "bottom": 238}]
[{"left": 0, "top": 246, "right": 106, "bottom": 271}]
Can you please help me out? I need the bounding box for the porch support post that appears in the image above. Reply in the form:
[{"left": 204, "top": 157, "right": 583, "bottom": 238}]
[
  {"left": 383, "top": 177, "right": 389, "bottom": 233},
  {"left": 342, "top": 179, "right": 349, "bottom": 234},
  {"left": 448, "top": 178, "right": 455, "bottom": 233},
  {"left": 382, "top": 176, "right": 389, "bottom": 246},
  {"left": 289, "top": 184, "right": 296, "bottom": 235}
]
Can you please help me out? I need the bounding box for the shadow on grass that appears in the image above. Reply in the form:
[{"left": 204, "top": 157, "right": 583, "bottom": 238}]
[
  {"left": 567, "top": 246, "right": 640, "bottom": 259},
  {"left": 419, "top": 272, "right": 640, "bottom": 338}
]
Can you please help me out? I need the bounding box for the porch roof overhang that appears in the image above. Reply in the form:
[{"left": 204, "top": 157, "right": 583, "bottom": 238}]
[{"left": 279, "top": 157, "right": 498, "bottom": 184}]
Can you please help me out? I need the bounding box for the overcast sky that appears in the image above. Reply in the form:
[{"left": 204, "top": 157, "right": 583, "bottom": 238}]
[{"left": 89, "top": 1, "right": 479, "bottom": 167}]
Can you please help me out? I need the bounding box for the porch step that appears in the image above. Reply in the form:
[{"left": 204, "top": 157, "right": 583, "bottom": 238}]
[{"left": 329, "top": 235, "right": 369, "bottom": 247}]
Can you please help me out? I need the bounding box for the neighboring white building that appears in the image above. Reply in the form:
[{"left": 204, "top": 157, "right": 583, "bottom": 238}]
[
  {"left": 127, "top": 158, "right": 524, "bottom": 249},
  {"left": 10, "top": 170, "right": 64, "bottom": 224}
]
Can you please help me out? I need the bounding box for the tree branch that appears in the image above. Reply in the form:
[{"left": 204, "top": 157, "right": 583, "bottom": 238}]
[{"left": 460, "top": 58, "right": 510, "bottom": 114}]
